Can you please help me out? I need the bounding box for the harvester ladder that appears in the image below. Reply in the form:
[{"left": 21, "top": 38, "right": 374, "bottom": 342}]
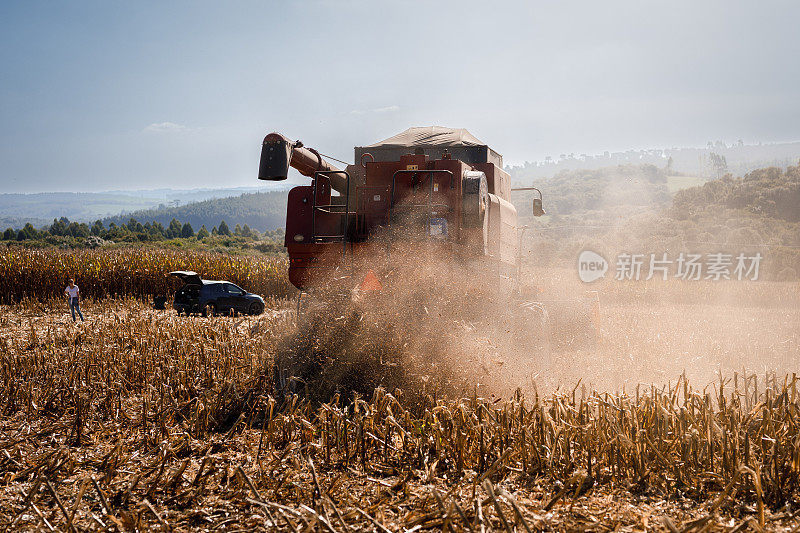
[{"left": 311, "top": 170, "right": 352, "bottom": 256}]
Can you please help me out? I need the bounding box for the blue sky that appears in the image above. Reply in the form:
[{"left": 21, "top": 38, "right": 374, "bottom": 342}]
[{"left": 1, "top": 0, "right": 798, "bottom": 192}]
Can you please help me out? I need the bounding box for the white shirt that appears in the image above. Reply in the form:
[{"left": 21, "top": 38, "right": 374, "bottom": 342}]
[{"left": 65, "top": 285, "right": 80, "bottom": 298}]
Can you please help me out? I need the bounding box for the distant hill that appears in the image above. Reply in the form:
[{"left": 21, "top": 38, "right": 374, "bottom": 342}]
[
  {"left": 102, "top": 190, "right": 289, "bottom": 232},
  {"left": 516, "top": 163, "right": 800, "bottom": 279},
  {"left": 511, "top": 164, "right": 672, "bottom": 217},
  {"left": 99, "top": 185, "right": 290, "bottom": 204},
  {"left": 0, "top": 192, "right": 162, "bottom": 229},
  {"left": 508, "top": 141, "right": 800, "bottom": 182},
  {"left": 672, "top": 164, "right": 800, "bottom": 223},
  {"left": 0, "top": 185, "right": 290, "bottom": 229}
]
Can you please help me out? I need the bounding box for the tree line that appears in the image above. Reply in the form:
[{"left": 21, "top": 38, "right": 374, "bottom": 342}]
[
  {"left": 672, "top": 163, "right": 800, "bottom": 222},
  {"left": 3, "top": 216, "right": 285, "bottom": 244},
  {"left": 102, "top": 190, "right": 288, "bottom": 234}
]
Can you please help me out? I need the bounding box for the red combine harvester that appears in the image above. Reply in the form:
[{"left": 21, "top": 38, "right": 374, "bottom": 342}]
[
  {"left": 259, "top": 127, "right": 593, "bottom": 398},
  {"left": 259, "top": 126, "right": 543, "bottom": 289}
]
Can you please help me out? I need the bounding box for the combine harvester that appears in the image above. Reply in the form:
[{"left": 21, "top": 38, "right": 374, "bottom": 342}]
[{"left": 259, "top": 127, "right": 596, "bottom": 398}]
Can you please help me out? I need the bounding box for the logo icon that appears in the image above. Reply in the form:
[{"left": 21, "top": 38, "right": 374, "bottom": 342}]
[{"left": 578, "top": 250, "right": 608, "bottom": 283}]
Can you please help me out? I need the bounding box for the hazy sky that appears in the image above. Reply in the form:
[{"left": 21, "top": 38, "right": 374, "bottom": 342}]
[{"left": 1, "top": 0, "right": 799, "bottom": 193}]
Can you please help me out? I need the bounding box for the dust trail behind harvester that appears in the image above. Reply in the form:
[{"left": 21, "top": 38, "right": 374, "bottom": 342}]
[
  {"left": 512, "top": 162, "right": 800, "bottom": 395},
  {"left": 275, "top": 233, "right": 799, "bottom": 404},
  {"left": 274, "top": 237, "right": 599, "bottom": 402},
  {"left": 264, "top": 130, "right": 799, "bottom": 402}
]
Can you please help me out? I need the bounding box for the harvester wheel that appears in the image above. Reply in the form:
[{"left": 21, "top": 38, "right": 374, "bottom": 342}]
[
  {"left": 462, "top": 172, "right": 488, "bottom": 228},
  {"left": 462, "top": 172, "right": 490, "bottom": 255}
]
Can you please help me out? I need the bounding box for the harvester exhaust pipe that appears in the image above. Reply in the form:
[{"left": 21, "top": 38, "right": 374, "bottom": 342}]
[{"left": 259, "top": 132, "right": 348, "bottom": 193}]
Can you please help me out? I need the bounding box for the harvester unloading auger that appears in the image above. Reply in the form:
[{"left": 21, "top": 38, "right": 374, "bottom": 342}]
[{"left": 259, "top": 127, "right": 598, "bottom": 399}]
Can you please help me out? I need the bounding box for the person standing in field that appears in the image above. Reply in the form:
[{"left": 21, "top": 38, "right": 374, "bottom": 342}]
[{"left": 64, "top": 278, "right": 84, "bottom": 322}]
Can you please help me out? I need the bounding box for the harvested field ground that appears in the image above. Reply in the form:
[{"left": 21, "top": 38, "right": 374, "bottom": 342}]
[{"left": 0, "top": 279, "right": 799, "bottom": 532}]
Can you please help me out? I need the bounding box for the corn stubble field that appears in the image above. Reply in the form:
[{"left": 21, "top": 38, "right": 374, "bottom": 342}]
[{"left": 1, "top": 250, "right": 799, "bottom": 531}]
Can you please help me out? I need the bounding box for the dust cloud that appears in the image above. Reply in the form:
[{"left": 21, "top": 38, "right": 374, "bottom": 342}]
[
  {"left": 274, "top": 177, "right": 799, "bottom": 403},
  {"left": 274, "top": 238, "right": 598, "bottom": 403}
]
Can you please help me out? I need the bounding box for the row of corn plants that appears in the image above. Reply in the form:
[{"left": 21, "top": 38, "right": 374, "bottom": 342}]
[{"left": 0, "top": 247, "right": 294, "bottom": 303}]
